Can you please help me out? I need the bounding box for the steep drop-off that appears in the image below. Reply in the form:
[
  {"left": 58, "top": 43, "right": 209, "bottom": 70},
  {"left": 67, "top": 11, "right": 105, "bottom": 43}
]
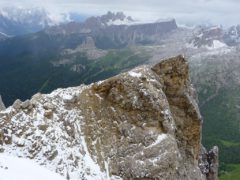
[{"left": 0, "top": 56, "right": 217, "bottom": 179}]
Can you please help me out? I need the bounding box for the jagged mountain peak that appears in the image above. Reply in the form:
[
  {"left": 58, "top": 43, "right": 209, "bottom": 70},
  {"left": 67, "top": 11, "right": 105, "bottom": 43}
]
[
  {"left": 103, "top": 11, "right": 134, "bottom": 24},
  {"left": 85, "top": 11, "right": 135, "bottom": 27},
  {"left": 0, "top": 55, "right": 217, "bottom": 180}
]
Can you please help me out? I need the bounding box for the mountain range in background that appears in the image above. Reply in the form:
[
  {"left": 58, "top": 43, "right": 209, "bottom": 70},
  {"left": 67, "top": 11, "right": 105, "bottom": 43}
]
[
  {"left": 0, "top": 8, "right": 240, "bottom": 179},
  {"left": 0, "top": 7, "right": 87, "bottom": 36}
]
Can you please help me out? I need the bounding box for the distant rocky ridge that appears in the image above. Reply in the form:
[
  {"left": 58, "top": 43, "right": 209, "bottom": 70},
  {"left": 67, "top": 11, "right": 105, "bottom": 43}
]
[
  {"left": 0, "top": 56, "right": 218, "bottom": 179},
  {"left": 190, "top": 26, "right": 224, "bottom": 48},
  {"left": 85, "top": 11, "right": 135, "bottom": 27},
  {"left": 45, "top": 11, "right": 136, "bottom": 35},
  {"left": 44, "top": 12, "right": 178, "bottom": 49},
  {"left": 189, "top": 25, "right": 240, "bottom": 49}
]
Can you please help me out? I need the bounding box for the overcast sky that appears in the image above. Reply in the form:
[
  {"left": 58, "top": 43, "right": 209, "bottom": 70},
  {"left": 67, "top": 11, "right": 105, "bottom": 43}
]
[{"left": 0, "top": 0, "right": 239, "bottom": 26}]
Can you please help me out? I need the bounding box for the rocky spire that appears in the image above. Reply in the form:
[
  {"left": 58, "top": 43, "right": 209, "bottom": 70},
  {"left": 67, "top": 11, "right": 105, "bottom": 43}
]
[{"left": 0, "top": 95, "right": 5, "bottom": 111}]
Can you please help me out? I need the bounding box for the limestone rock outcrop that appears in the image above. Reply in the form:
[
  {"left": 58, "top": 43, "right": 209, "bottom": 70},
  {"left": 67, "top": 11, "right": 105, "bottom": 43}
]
[{"left": 0, "top": 55, "right": 217, "bottom": 179}]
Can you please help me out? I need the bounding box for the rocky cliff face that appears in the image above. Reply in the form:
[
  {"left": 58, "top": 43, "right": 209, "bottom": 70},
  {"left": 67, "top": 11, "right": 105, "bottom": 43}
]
[
  {"left": 190, "top": 26, "right": 224, "bottom": 48},
  {"left": 44, "top": 12, "right": 177, "bottom": 49},
  {"left": 0, "top": 55, "right": 217, "bottom": 179}
]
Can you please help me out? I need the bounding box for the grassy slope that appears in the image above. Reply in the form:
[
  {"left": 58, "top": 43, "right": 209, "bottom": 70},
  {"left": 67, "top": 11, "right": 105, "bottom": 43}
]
[
  {"left": 0, "top": 48, "right": 150, "bottom": 106},
  {"left": 220, "top": 164, "right": 240, "bottom": 180},
  {"left": 190, "top": 55, "right": 240, "bottom": 179}
]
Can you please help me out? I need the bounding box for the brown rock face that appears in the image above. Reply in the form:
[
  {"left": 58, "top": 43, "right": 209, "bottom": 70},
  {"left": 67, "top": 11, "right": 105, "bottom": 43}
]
[
  {"left": 0, "top": 55, "right": 217, "bottom": 180},
  {"left": 80, "top": 55, "right": 204, "bottom": 179},
  {"left": 152, "top": 56, "right": 202, "bottom": 160}
]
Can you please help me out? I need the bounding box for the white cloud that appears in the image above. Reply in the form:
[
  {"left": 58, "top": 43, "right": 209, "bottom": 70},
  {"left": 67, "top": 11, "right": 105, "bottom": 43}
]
[{"left": 0, "top": 0, "right": 239, "bottom": 26}]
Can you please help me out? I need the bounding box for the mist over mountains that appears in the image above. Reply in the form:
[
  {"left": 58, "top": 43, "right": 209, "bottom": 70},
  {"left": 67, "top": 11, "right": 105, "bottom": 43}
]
[
  {"left": 0, "top": 6, "right": 240, "bottom": 179},
  {"left": 0, "top": 7, "right": 86, "bottom": 36}
]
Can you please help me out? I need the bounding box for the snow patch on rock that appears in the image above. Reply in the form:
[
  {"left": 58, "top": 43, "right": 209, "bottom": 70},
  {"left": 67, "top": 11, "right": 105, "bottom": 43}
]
[
  {"left": 207, "top": 40, "right": 227, "bottom": 50},
  {"left": 0, "top": 154, "right": 65, "bottom": 180},
  {"left": 128, "top": 71, "right": 142, "bottom": 78}
]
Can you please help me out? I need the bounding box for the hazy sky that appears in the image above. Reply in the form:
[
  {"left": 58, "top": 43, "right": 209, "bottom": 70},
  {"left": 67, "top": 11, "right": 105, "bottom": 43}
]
[{"left": 0, "top": 0, "right": 239, "bottom": 26}]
